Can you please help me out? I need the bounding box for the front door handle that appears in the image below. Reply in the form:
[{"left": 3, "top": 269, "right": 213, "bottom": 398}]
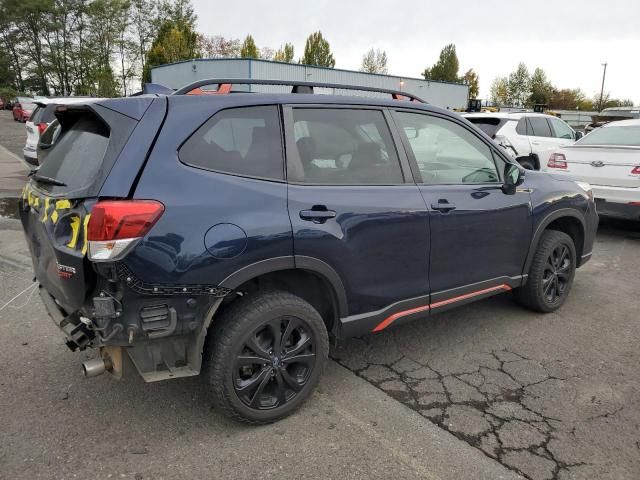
[
  {"left": 431, "top": 200, "right": 456, "bottom": 213},
  {"left": 300, "top": 207, "right": 337, "bottom": 223}
]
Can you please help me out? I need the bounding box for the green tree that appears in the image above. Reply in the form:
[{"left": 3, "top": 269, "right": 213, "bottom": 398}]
[
  {"left": 528, "top": 67, "right": 553, "bottom": 106},
  {"left": 360, "top": 48, "right": 388, "bottom": 74},
  {"left": 422, "top": 44, "right": 459, "bottom": 82},
  {"left": 549, "top": 88, "right": 592, "bottom": 110},
  {"left": 489, "top": 76, "right": 509, "bottom": 106},
  {"left": 301, "top": 31, "right": 335, "bottom": 67},
  {"left": 463, "top": 68, "right": 479, "bottom": 98},
  {"left": 143, "top": 18, "right": 199, "bottom": 82},
  {"left": 507, "top": 62, "right": 530, "bottom": 106},
  {"left": 273, "top": 42, "right": 294, "bottom": 62},
  {"left": 240, "top": 34, "right": 258, "bottom": 58}
]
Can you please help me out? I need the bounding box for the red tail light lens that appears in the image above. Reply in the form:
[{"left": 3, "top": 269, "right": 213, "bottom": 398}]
[
  {"left": 88, "top": 200, "right": 164, "bottom": 241},
  {"left": 631, "top": 166, "right": 640, "bottom": 175},
  {"left": 37, "top": 122, "right": 48, "bottom": 134},
  {"left": 548, "top": 153, "right": 568, "bottom": 169}
]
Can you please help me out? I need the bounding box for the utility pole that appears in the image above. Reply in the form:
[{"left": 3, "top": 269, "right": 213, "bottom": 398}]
[{"left": 598, "top": 62, "right": 608, "bottom": 112}]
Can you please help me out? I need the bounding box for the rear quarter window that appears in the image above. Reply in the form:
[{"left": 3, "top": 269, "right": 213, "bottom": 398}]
[{"left": 179, "top": 105, "right": 284, "bottom": 180}]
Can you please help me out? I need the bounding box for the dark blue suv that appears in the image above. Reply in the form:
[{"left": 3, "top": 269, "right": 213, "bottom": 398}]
[{"left": 19, "top": 80, "right": 598, "bottom": 423}]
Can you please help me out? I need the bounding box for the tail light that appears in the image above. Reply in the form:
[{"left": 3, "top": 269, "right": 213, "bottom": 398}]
[
  {"left": 87, "top": 200, "right": 164, "bottom": 261},
  {"left": 631, "top": 166, "right": 640, "bottom": 175},
  {"left": 547, "top": 153, "right": 568, "bottom": 169},
  {"left": 37, "top": 122, "right": 48, "bottom": 134}
]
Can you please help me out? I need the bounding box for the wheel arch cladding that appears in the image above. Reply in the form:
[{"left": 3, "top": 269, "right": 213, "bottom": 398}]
[
  {"left": 526, "top": 209, "right": 586, "bottom": 273},
  {"left": 218, "top": 257, "right": 347, "bottom": 336}
]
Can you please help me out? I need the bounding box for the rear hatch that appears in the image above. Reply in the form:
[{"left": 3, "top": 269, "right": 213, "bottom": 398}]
[
  {"left": 560, "top": 145, "right": 640, "bottom": 187},
  {"left": 19, "top": 99, "right": 154, "bottom": 313}
]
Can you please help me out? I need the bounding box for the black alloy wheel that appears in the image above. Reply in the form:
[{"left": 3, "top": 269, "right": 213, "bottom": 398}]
[
  {"left": 204, "top": 290, "right": 328, "bottom": 424},
  {"left": 541, "top": 244, "right": 572, "bottom": 304},
  {"left": 233, "top": 316, "right": 316, "bottom": 410},
  {"left": 514, "top": 229, "right": 576, "bottom": 313}
]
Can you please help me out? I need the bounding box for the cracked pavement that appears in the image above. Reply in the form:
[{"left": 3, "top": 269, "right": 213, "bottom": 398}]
[{"left": 333, "top": 220, "right": 640, "bottom": 480}]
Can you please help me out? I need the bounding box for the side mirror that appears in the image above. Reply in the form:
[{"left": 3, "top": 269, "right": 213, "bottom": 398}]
[
  {"left": 574, "top": 131, "right": 584, "bottom": 140},
  {"left": 502, "top": 163, "right": 524, "bottom": 195}
]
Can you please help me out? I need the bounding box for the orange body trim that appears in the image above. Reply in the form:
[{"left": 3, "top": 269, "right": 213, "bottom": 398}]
[{"left": 372, "top": 284, "right": 512, "bottom": 332}]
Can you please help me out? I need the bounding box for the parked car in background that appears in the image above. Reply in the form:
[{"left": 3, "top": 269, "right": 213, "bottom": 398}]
[
  {"left": 544, "top": 119, "right": 640, "bottom": 220},
  {"left": 585, "top": 106, "right": 640, "bottom": 133},
  {"left": 19, "top": 79, "right": 597, "bottom": 424},
  {"left": 0, "top": 98, "right": 4, "bottom": 110},
  {"left": 23, "top": 97, "right": 101, "bottom": 168},
  {"left": 12, "top": 97, "right": 36, "bottom": 122},
  {"left": 463, "top": 112, "right": 582, "bottom": 170}
]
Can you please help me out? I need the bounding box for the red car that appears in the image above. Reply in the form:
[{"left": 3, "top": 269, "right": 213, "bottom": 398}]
[{"left": 12, "top": 97, "right": 36, "bottom": 122}]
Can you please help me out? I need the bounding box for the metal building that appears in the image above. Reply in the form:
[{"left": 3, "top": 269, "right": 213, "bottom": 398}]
[{"left": 151, "top": 58, "right": 469, "bottom": 109}]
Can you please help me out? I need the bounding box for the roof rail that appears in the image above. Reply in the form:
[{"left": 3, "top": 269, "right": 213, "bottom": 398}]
[{"left": 172, "top": 78, "right": 426, "bottom": 103}]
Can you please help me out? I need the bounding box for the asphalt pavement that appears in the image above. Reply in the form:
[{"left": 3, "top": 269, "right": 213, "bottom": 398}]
[{"left": 1, "top": 109, "right": 639, "bottom": 480}]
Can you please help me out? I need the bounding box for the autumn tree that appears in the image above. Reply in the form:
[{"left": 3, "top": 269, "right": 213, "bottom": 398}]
[
  {"left": 360, "top": 48, "right": 388, "bottom": 74},
  {"left": 301, "top": 31, "right": 335, "bottom": 67},
  {"left": 490, "top": 76, "right": 509, "bottom": 106},
  {"left": 273, "top": 43, "right": 294, "bottom": 62},
  {"left": 463, "top": 69, "right": 479, "bottom": 98},
  {"left": 423, "top": 44, "right": 459, "bottom": 82}
]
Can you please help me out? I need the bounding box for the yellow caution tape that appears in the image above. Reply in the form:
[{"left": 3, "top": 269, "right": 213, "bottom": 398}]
[
  {"left": 66, "top": 216, "right": 81, "bottom": 249},
  {"left": 81, "top": 214, "right": 91, "bottom": 255}
]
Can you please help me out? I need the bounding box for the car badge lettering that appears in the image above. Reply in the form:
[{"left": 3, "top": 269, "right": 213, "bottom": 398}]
[
  {"left": 56, "top": 262, "right": 76, "bottom": 280},
  {"left": 591, "top": 161, "right": 605, "bottom": 167}
]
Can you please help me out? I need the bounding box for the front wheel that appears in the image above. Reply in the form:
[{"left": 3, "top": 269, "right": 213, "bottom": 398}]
[
  {"left": 203, "top": 290, "right": 329, "bottom": 424},
  {"left": 514, "top": 230, "right": 576, "bottom": 313}
]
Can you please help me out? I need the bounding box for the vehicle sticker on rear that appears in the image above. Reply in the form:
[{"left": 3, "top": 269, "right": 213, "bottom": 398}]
[{"left": 22, "top": 184, "right": 90, "bottom": 256}]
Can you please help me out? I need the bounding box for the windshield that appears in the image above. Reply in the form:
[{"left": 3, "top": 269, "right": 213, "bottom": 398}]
[
  {"left": 22, "top": 102, "right": 36, "bottom": 110},
  {"left": 578, "top": 125, "right": 640, "bottom": 147}
]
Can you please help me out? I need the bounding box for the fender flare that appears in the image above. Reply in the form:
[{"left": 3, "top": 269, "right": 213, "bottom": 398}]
[
  {"left": 218, "top": 255, "right": 348, "bottom": 317},
  {"left": 523, "top": 208, "right": 586, "bottom": 274},
  {"left": 188, "top": 256, "right": 348, "bottom": 376}
]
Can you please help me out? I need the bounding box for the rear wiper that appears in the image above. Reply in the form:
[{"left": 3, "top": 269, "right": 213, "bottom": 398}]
[{"left": 31, "top": 173, "right": 67, "bottom": 187}]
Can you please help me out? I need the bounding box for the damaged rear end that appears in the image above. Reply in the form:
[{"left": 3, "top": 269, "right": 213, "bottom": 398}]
[{"left": 19, "top": 96, "right": 170, "bottom": 378}]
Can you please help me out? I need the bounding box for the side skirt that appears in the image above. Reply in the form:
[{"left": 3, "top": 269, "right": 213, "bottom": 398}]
[{"left": 339, "top": 276, "right": 523, "bottom": 338}]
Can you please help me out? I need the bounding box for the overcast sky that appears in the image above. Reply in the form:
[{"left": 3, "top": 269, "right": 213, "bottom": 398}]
[{"left": 192, "top": 0, "right": 640, "bottom": 105}]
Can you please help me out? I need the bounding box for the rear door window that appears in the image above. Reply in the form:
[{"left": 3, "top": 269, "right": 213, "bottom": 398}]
[
  {"left": 35, "top": 116, "right": 110, "bottom": 194},
  {"left": 179, "top": 106, "right": 284, "bottom": 180},
  {"left": 548, "top": 117, "right": 574, "bottom": 139},
  {"left": 528, "top": 116, "right": 553, "bottom": 137},
  {"left": 288, "top": 108, "right": 403, "bottom": 185}
]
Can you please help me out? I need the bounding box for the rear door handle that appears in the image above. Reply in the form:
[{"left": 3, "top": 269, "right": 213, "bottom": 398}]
[
  {"left": 431, "top": 200, "right": 456, "bottom": 213},
  {"left": 300, "top": 207, "right": 337, "bottom": 223}
]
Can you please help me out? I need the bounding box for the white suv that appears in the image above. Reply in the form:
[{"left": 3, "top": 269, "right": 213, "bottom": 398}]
[{"left": 463, "top": 112, "right": 580, "bottom": 170}]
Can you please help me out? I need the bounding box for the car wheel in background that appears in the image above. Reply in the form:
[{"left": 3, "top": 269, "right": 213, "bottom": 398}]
[
  {"left": 203, "top": 290, "right": 329, "bottom": 424},
  {"left": 514, "top": 230, "right": 576, "bottom": 313}
]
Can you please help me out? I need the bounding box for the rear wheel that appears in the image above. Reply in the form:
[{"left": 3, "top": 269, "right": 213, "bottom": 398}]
[
  {"left": 204, "top": 290, "right": 329, "bottom": 424},
  {"left": 515, "top": 230, "right": 576, "bottom": 312}
]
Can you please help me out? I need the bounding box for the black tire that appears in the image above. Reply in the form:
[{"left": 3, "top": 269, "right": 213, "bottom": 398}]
[
  {"left": 517, "top": 156, "right": 536, "bottom": 170},
  {"left": 203, "top": 290, "right": 329, "bottom": 424},
  {"left": 515, "top": 230, "right": 576, "bottom": 313}
]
